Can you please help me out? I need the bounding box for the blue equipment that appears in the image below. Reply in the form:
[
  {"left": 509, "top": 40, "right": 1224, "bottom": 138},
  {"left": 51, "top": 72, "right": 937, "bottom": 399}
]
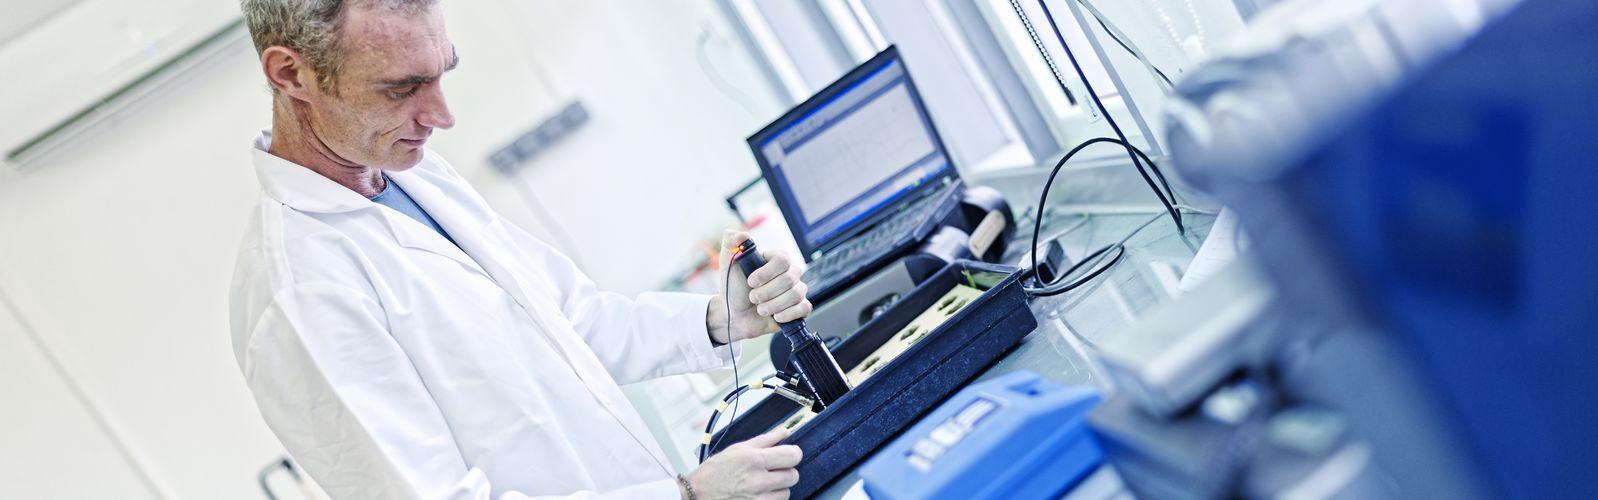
[
  {"left": 707, "top": 261, "right": 1036, "bottom": 498},
  {"left": 860, "top": 371, "right": 1105, "bottom": 500},
  {"left": 1166, "top": 0, "right": 1598, "bottom": 496}
]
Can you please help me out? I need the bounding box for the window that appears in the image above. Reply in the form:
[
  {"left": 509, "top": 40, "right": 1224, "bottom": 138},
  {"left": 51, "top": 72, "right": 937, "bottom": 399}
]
[
  {"left": 976, "top": 0, "right": 1248, "bottom": 155},
  {"left": 718, "top": 0, "right": 1053, "bottom": 171},
  {"left": 720, "top": 0, "right": 854, "bottom": 102},
  {"left": 718, "top": 0, "right": 1246, "bottom": 165},
  {"left": 818, "top": 0, "right": 886, "bottom": 62}
]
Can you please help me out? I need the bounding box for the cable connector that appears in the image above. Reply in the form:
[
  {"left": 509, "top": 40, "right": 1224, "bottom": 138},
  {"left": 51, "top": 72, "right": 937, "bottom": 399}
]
[{"left": 768, "top": 372, "right": 820, "bottom": 413}]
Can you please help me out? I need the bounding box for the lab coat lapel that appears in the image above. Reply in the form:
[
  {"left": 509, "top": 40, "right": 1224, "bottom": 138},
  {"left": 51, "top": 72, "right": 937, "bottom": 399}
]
[
  {"left": 371, "top": 172, "right": 487, "bottom": 279},
  {"left": 388, "top": 167, "right": 658, "bottom": 460},
  {"left": 384, "top": 168, "right": 526, "bottom": 294},
  {"left": 380, "top": 209, "right": 490, "bottom": 276},
  {"left": 252, "top": 135, "right": 370, "bottom": 214},
  {"left": 357, "top": 155, "right": 671, "bottom": 471},
  {"left": 387, "top": 168, "right": 614, "bottom": 392},
  {"left": 253, "top": 136, "right": 486, "bottom": 276},
  {"left": 254, "top": 134, "right": 651, "bottom": 454}
]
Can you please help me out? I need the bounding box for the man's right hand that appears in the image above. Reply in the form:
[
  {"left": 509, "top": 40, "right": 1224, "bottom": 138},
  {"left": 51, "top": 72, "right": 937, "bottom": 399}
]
[{"left": 685, "top": 428, "right": 802, "bottom": 499}]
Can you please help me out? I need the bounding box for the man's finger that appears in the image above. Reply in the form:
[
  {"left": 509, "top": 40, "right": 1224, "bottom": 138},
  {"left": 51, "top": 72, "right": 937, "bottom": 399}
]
[
  {"left": 749, "top": 271, "right": 796, "bottom": 304},
  {"left": 759, "top": 468, "right": 800, "bottom": 490},
  {"left": 758, "top": 285, "right": 805, "bottom": 316},
  {"left": 756, "top": 491, "right": 789, "bottom": 500},
  {"left": 773, "top": 299, "right": 813, "bottom": 323},
  {"left": 722, "top": 230, "right": 751, "bottom": 251},
  {"left": 721, "top": 230, "right": 750, "bottom": 277},
  {"left": 742, "top": 427, "right": 790, "bottom": 448},
  {"left": 746, "top": 251, "right": 790, "bottom": 288},
  {"left": 754, "top": 279, "right": 804, "bottom": 314},
  {"left": 760, "top": 444, "right": 804, "bottom": 470}
]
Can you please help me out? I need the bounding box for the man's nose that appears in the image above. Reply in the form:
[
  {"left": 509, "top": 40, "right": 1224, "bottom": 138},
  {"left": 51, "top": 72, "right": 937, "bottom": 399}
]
[{"left": 417, "top": 84, "right": 455, "bottom": 130}]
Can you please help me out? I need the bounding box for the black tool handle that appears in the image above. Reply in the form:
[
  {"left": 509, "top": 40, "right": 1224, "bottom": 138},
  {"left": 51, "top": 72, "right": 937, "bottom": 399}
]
[
  {"left": 733, "top": 240, "right": 830, "bottom": 346},
  {"left": 734, "top": 241, "right": 811, "bottom": 344},
  {"left": 733, "top": 239, "right": 851, "bottom": 407},
  {"left": 732, "top": 240, "right": 800, "bottom": 330}
]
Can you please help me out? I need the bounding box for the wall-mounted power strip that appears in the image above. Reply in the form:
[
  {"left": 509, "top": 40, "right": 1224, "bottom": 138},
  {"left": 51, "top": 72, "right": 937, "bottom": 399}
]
[{"left": 488, "top": 100, "right": 589, "bottom": 174}]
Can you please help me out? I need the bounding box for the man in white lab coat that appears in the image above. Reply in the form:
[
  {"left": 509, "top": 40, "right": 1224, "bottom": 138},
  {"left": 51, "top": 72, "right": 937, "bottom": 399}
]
[{"left": 230, "top": 1, "right": 809, "bottom": 498}]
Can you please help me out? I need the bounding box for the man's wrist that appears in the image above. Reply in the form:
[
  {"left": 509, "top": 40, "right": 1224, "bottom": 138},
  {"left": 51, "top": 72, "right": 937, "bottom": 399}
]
[
  {"left": 705, "top": 295, "right": 730, "bottom": 346},
  {"left": 676, "top": 474, "right": 698, "bottom": 500}
]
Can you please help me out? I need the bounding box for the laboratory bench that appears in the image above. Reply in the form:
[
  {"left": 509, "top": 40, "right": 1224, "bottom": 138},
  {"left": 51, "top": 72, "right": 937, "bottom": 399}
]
[
  {"left": 629, "top": 154, "right": 1227, "bottom": 482},
  {"left": 811, "top": 209, "right": 1218, "bottom": 498}
]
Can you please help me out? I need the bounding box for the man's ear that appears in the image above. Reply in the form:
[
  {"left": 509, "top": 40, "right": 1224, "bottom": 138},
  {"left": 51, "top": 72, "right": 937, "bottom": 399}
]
[{"left": 261, "top": 46, "right": 317, "bottom": 98}]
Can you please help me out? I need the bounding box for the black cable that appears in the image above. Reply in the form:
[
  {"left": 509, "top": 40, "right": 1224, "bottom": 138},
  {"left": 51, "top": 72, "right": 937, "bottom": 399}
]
[
  {"left": 1010, "top": 0, "right": 1182, "bottom": 238},
  {"left": 699, "top": 384, "right": 752, "bottom": 462},
  {"left": 698, "top": 375, "right": 790, "bottom": 463},
  {"left": 1092, "top": 13, "right": 1176, "bottom": 89},
  {"left": 699, "top": 385, "right": 739, "bottom": 462},
  {"left": 1006, "top": 0, "right": 1079, "bottom": 105},
  {"left": 1024, "top": 137, "right": 1144, "bottom": 296},
  {"left": 1028, "top": 242, "right": 1126, "bottom": 297},
  {"left": 1035, "top": 0, "right": 1184, "bottom": 235},
  {"left": 706, "top": 259, "right": 741, "bottom": 457}
]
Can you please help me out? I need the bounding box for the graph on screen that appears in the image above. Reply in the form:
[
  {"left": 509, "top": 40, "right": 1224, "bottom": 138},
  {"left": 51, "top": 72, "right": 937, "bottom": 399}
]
[{"left": 778, "top": 84, "right": 936, "bottom": 225}]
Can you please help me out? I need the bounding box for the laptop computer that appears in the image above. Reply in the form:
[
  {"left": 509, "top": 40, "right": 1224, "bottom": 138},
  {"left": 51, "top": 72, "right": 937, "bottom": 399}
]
[{"left": 748, "top": 46, "right": 964, "bottom": 303}]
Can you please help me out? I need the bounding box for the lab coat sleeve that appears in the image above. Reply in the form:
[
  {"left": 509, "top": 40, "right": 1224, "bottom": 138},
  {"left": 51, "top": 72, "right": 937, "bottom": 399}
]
[
  {"left": 239, "top": 281, "right": 680, "bottom": 500},
  {"left": 500, "top": 219, "right": 733, "bottom": 385}
]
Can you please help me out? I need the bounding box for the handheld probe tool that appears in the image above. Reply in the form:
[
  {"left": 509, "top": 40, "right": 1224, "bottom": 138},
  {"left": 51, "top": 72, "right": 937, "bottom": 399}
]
[{"left": 732, "top": 239, "right": 852, "bottom": 410}]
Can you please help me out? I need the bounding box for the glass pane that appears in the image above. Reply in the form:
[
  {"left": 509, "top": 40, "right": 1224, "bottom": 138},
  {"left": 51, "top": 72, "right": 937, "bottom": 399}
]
[
  {"left": 0, "top": 0, "right": 86, "bottom": 46},
  {"left": 1075, "top": 0, "right": 1248, "bottom": 83},
  {"left": 976, "top": 0, "right": 1120, "bottom": 145},
  {"left": 818, "top": 0, "right": 885, "bottom": 62}
]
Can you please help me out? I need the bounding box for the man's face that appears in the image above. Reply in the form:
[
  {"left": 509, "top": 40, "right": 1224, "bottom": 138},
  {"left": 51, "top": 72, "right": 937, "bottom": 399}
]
[{"left": 301, "top": 6, "right": 457, "bottom": 171}]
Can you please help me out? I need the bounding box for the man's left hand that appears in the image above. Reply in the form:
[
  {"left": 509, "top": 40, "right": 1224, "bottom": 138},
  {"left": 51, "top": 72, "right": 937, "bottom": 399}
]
[{"left": 708, "top": 230, "right": 812, "bottom": 345}]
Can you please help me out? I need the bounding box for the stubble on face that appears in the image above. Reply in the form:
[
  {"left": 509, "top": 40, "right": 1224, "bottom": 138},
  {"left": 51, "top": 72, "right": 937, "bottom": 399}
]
[{"left": 305, "top": 6, "right": 455, "bottom": 172}]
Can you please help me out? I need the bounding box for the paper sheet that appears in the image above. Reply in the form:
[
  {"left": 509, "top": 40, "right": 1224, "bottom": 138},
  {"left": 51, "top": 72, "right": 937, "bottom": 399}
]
[{"left": 1179, "top": 208, "right": 1246, "bottom": 294}]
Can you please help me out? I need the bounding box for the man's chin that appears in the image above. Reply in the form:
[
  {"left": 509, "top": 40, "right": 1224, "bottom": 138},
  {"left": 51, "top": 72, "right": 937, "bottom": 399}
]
[{"left": 375, "top": 148, "right": 425, "bottom": 171}]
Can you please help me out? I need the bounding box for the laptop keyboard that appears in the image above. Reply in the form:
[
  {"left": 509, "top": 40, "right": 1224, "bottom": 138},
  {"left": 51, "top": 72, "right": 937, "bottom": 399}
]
[{"left": 803, "top": 185, "right": 953, "bottom": 297}]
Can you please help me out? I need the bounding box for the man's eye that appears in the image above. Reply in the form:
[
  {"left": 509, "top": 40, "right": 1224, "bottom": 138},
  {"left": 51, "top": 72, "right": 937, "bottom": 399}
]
[{"left": 386, "top": 87, "right": 419, "bottom": 100}]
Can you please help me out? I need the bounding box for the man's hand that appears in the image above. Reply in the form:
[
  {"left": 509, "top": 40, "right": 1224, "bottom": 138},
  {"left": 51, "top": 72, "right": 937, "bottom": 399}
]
[
  {"left": 707, "top": 231, "right": 812, "bottom": 345},
  {"left": 685, "top": 428, "right": 802, "bottom": 500}
]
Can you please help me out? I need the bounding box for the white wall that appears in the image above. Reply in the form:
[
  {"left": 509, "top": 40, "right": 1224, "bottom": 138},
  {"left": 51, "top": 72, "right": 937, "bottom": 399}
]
[
  {"left": 0, "top": 31, "right": 280, "bottom": 498},
  {"left": 0, "top": 1, "right": 784, "bottom": 497},
  {"left": 0, "top": 293, "right": 161, "bottom": 499},
  {"left": 445, "top": 0, "right": 786, "bottom": 293}
]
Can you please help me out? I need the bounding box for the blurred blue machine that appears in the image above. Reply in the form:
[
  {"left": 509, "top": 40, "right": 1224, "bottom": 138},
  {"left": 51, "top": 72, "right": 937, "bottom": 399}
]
[
  {"left": 860, "top": 371, "right": 1106, "bottom": 500},
  {"left": 1160, "top": 0, "right": 1598, "bottom": 497}
]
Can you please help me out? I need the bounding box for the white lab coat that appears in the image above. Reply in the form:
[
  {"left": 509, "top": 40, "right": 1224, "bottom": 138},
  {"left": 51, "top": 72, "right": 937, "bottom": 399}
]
[{"left": 231, "top": 131, "right": 730, "bottom": 499}]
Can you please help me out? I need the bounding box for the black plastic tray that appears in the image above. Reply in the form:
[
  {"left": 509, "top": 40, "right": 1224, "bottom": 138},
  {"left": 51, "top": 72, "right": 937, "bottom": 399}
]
[{"left": 707, "top": 260, "right": 1037, "bottom": 497}]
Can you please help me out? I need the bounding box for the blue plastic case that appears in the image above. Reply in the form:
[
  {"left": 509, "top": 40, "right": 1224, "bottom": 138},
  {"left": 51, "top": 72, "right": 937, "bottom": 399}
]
[
  {"left": 707, "top": 261, "right": 1038, "bottom": 498},
  {"left": 860, "top": 370, "right": 1105, "bottom": 500}
]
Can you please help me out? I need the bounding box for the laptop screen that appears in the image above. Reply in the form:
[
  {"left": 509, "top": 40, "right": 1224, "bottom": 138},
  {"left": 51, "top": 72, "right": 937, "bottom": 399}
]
[{"left": 750, "top": 47, "right": 955, "bottom": 258}]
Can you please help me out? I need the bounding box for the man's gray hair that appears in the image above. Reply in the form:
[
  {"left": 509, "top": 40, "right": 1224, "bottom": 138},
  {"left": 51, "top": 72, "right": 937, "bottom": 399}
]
[{"left": 240, "top": 0, "right": 437, "bottom": 93}]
